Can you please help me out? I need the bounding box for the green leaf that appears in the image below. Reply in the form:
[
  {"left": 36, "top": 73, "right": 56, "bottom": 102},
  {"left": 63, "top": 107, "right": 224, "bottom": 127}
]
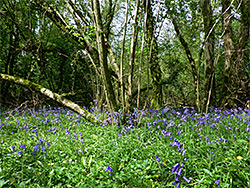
[
  {"left": 0, "top": 179, "right": 9, "bottom": 188},
  {"left": 202, "top": 168, "right": 212, "bottom": 176},
  {"left": 238, "top": 140, "right": 247, "bottom": 143}
]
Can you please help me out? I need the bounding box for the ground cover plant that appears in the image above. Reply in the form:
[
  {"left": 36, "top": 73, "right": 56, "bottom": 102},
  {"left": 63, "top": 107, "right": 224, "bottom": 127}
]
[{"left": 0, "top": 105, "right": 250, "bottom": 187}]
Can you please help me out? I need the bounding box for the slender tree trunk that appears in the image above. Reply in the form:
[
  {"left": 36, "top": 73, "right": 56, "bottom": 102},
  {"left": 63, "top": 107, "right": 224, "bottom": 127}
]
[
  {"left": 145, "top": 0, "right": 162, "bottom": 109},
  {"left": 237, "top": 0, "right": 250, "bottom": 80},
  {"left": 201, "top": 0, "right": 216, "bottom": 112},
  {"left": 221, "top": 0, "right": 235, "bottom": 107},
  {"left": 137, "top": 0, "right": 148, "bottom": 109},
  {"left": 127, "top": 0, "right": 140, "bottom": 111},
  {"left": 120, "top": 0, "right": 129, "bottom": 111},
  {"left": 171, "top": 16, "right": 199, "bottom": 110},
  {"left": 93, "top": 0, "right": 118, "bottom": 111}
]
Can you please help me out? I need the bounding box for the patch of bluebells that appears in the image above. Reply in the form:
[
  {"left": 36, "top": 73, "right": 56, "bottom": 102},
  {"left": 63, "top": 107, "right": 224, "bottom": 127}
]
[
  {"left": 154, "top": 134, "right": 190, "bottom": 187},
  {"left": 1, "top": 105, "right": 250, "bottom": 186},
  {"left": 104, "top": 165, "right": 115, "bottom": 177},
  {"left": 155, "top": 154, "right": 189, "bottom": 188},
  {"left": 170, "top": 139, "right": 189, "bottom": 187}
]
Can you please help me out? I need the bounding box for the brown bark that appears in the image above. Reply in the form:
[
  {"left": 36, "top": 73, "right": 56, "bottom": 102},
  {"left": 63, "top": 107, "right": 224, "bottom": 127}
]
[
  {"left": 201, "top": 0, "right": 216, "bottom": 111},
  {"left": 93, "top": 0, "right": 118, "bottom": 111},
  {"left": 137, "top": 0, "right": 148, "bottom": 109},
  {"left": 127, "top": 0, "right": 140, "bottom": 111},
  {"left": 145, "top": 0, "right": 162, "bottom": 109},
  {"left": 237, "top": 0, "right": 250, "bottom": 79},
  {"left": 120, "top": 0, "right": 129, "bottom": 111},
  {"left": 221, "top": 0, "right": 235, "bottom": 106}
]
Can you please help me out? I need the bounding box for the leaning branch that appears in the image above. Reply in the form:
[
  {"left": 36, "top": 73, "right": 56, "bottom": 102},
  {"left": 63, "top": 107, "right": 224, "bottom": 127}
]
[{"left": 0, "top": 73, "right": 100, "bottom": 125}]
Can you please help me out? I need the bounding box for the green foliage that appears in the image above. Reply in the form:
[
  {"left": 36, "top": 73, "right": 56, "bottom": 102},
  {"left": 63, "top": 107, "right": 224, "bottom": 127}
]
[
  {"left": 1, "top": 107, "right": 250, "bottom": 187},
  {"left": 1, "top": 0, "right": 249, "bottom": 110}
]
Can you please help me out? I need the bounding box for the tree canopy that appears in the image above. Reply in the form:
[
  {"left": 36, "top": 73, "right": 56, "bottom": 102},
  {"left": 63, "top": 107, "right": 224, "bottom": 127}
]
[{"left": 1, "top": 0, "right": 249, "bottom": 117}]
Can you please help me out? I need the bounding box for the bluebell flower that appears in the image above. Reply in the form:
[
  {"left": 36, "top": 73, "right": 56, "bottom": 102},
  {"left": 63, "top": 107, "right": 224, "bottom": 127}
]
[
  {"left": 158, "top": 161, "right": 162, "bottom": 167},
  {"left": 215, "top": 179, "right": 220, "bottom": 186},
  {"left": 104, "top": 166, "right": 115, "bottom": 176},
  {"left": 80, "top": 138, "right": 84, "bottom": 143},
  {"left": 41, "top": 146, "right": 46, "bottom": 152},
  {"left": 183, "top": 176, "right": 190, "bottom": 183},
  {"left": 172, "top": 163, "right": 179, "bottom": 173},
  {"left": 32, "top": 148, "right": 36, "bottom": 156},
  {"left": 17, "top": 151, "right": 22, "bottom": 156},
  {"left": 176, "top": 182, "right": 180, "bottom": 188},
  {"left": 11, "top": 145, "right": 16, "bottom": 152},
  {"left": 65, "top": 130, "right": 71, "bottom": 135}
]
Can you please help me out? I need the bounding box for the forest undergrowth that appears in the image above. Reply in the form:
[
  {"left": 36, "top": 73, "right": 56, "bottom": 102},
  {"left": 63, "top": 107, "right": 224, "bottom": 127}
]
[{"left": 0, "top": 105, "right": 250, "bottom": 187}]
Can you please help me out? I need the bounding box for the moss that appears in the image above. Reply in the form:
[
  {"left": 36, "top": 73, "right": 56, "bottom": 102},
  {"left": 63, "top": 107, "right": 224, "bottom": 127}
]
[{"left": 0, "top": 73, "right": 99, "bottom": 124}]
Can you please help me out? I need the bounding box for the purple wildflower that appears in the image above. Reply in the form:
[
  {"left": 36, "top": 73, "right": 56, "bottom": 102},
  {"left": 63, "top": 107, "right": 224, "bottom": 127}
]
[
  {"left": 215, "top": 179, "right": 220, "bottom": 186},
  {"left": 17, "top": 151, "right": 22, "bottom": 156},
  {"left": 11, "top": 145, "right": 16, "bottom": 152},
  {"left": 183, "top": 176, "right": 190, "bottom": 183},
  {"left": 172, "top": 163, "right": 179, "bottom": 173}
]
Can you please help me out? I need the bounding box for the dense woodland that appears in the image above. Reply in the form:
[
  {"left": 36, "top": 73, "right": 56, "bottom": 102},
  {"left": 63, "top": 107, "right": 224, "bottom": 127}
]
[{"left": 0, "top": 0, "right": 249, "bottom": 116}]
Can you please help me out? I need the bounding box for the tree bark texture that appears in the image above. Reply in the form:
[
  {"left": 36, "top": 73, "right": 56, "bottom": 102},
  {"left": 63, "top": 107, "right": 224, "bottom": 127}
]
[
  {"left": 201, "top": 0, "right": 216, "bottom": 110},
  {"left": 120, "top": 0, "right": 129, "bottom": 111},
  {"left": 145, "top": 0, "right": 162, "bottom": 109},
  {"left": 221, "top": 0, "right": 235, "bottom": 106},
  {"left": 93, "top": 0, "right": 118, "bottom": 111},
  {"left": 237, "top": 0, "right": 250, "bottom": 79},
  {"left": 127, "top": 0, "right": 140, "bottom": 111}
]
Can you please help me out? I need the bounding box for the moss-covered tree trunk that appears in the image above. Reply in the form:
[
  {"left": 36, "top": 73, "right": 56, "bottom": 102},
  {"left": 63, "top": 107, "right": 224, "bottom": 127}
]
[
  {"left": 127, "top": 0, "right": 140, "bottom": 111},
  {"left": 0, "top": 73, "right": 99, "bottom": 124},
  {"left": 92, "top": 0, "right": 118, "bottom": 112},
  {"left": 221, "top": 0, "right": 235, "bottom": 107},
  {"left": 201, "top": 0, "right": 216, "bottom": 111},
  {"left": 145, "top": 0, "right": 162, "bottom": 109}
]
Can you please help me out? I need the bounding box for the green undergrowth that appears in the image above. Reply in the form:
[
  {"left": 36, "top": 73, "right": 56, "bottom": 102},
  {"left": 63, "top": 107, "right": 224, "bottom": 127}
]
[{"left": 0, "top": 107, "right": 250, "bottom": 187}]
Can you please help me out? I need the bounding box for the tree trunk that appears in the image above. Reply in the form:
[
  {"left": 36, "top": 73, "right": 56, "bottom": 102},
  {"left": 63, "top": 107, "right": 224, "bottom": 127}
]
[
  {"left": 145, "top": 0, "right": 162, "bottom": 109},
  {"left": 201, "top": 0, "right": 216, "bottom": 112},
  {"left": 120, "top": 0, "right": 129, "bottom": 111},
  {"left": 127, "top": 0, "right": 140, "bottom": 111},
  {"left": 0, "top": 73, "right": 100, "bottom": 124},
  {"left": 171, "top": 16, "right": 199, "bottom": 110},
  {"left": 93, "top": 0, "right": 118, "bottom": 112},
  {"left": 137, "top": 0, "right": 148, "bottom": 109},
  {"left": 221, "top": 0, "right": 235, "bottom": 107},
  {"left": 237, "top": 0, "right": 250, "bottom": 82}
]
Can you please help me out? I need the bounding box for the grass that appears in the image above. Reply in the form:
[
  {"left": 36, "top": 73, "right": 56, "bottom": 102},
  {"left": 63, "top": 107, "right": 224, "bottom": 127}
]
[{"left": 0, "top": 105, "right": 250, "bottom": 187}]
